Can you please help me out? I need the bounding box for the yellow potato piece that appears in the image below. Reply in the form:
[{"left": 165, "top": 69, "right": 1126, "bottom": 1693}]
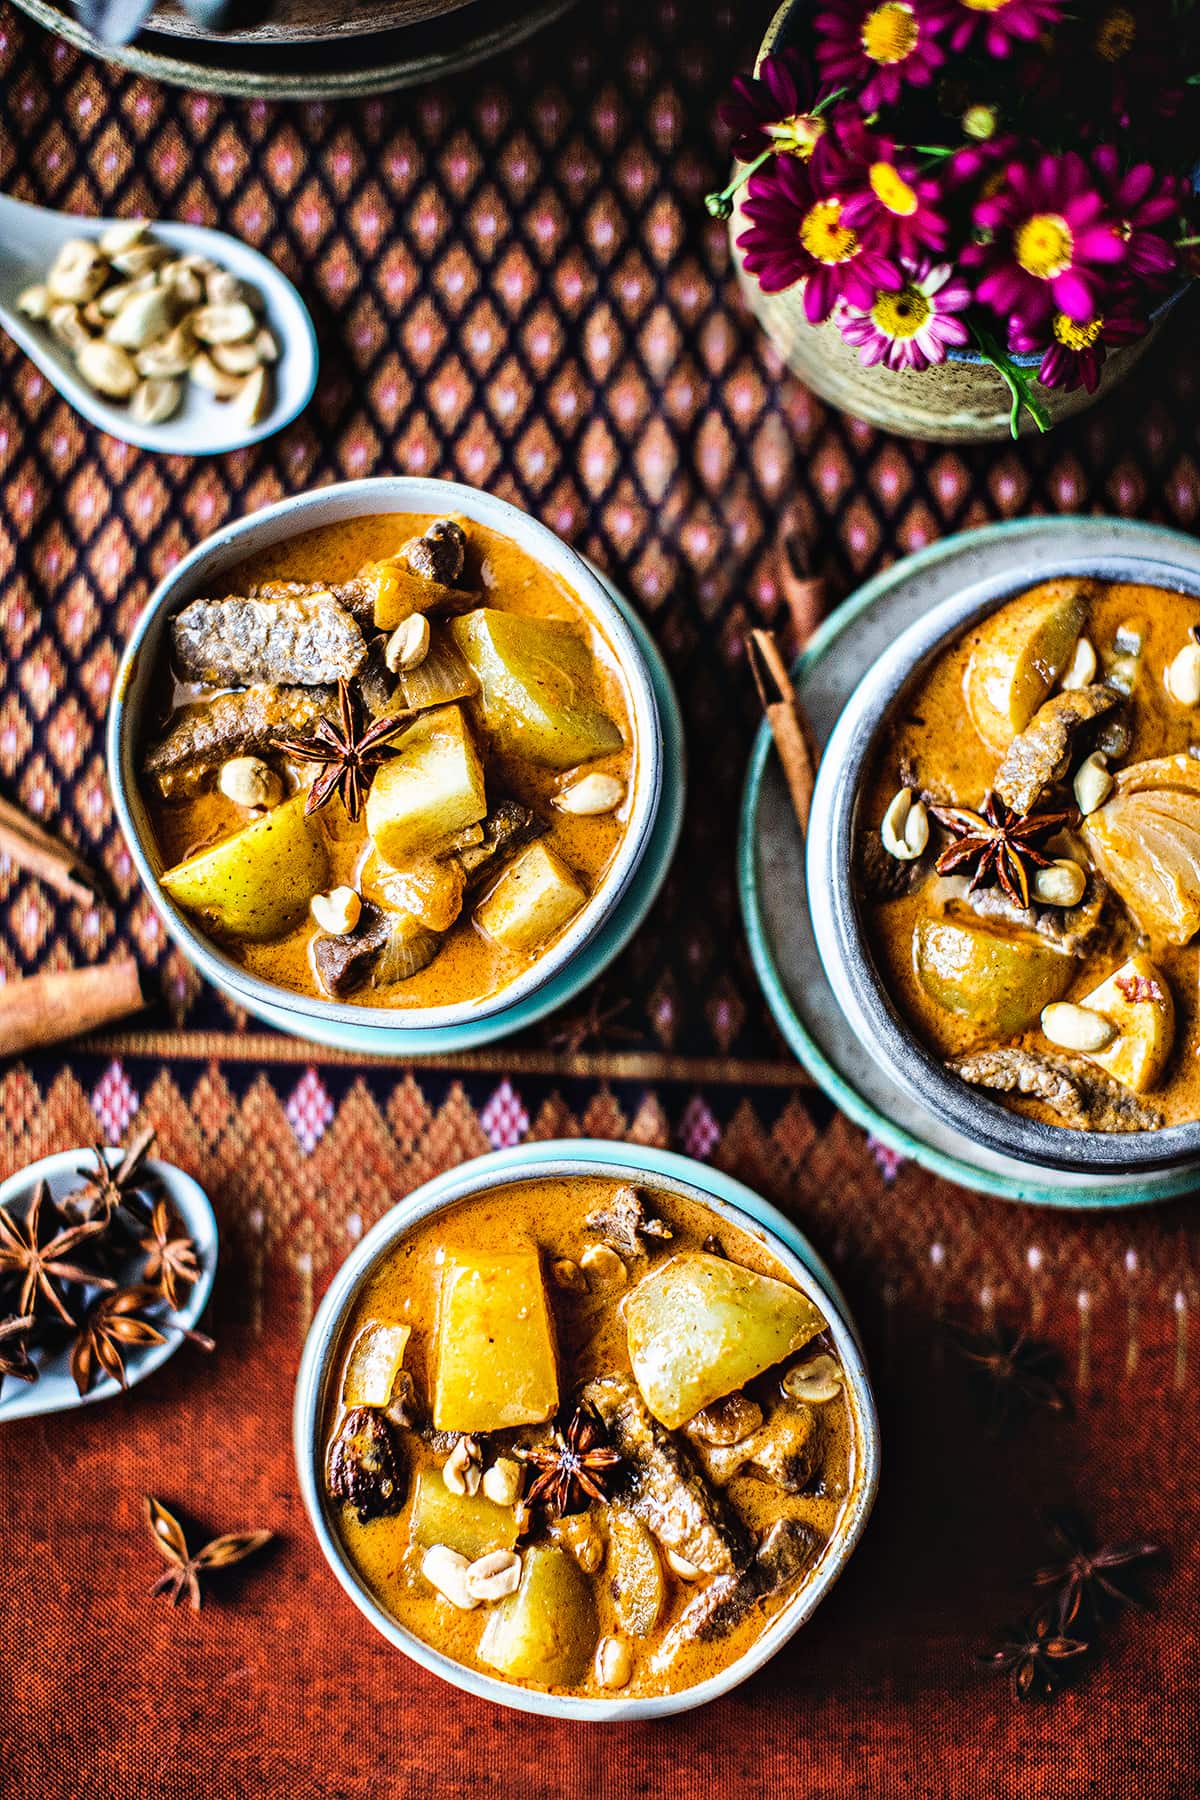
[
  {"left": 623, "top": 1252, "right": 825, "bottom": 1431},
  {"left": 364, "top": 703, "right": 487, "bottom": 868},
  {"left": 160, "top": 792, "right": 328, "bottom": 941},
  {"left": 608, "top": 1511, "right": 665, "bottom": 1638},
  {"left": 914, "top": 916, "right": 1073, "bottom": 1034},
  {"left": 478, "top": 1545, "right": 597, "bottom": 1687},
  {"left": 409, "top": 1468, "right": 519, "bottom": 1560},
  {"left": 1078, "top": 955, "right": 1174, "bottom": 1093},
  {"left": 433, "top": 1243, "right": 558, "bottom": 1433},
  {"left": 964, "top": 581, "right": 1087, "bottom": 755},
  {"left": 474, "top": 840, "right": 587, "bottom": 957}
]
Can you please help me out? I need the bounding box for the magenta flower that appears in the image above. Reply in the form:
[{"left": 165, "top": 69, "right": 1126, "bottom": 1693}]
[
  {"left": 737, "top": 157, "right": 901, "bottom": 321},
  {"left": 839, "top": 259, "right": 971, "bottom": 370},
  {"left": 814, "top": 0, "right": 946, "bottom": 112},
  {"left": 934, "top": 0, "right": 1063, "bottom": 58},
  {"left": 1090, "top": 147, "right": 1182, "bottom": 291},
  {"left": 719, "top": 48, "right": 834, "bottom": 168},
  {"left": 836, "top": 124, "right": 950, "bottom": 261},
  {"left": 963, "top": 151, "right": 1125, "bottom": 329},
  {"left": 1010, "top": 303, "right": 1146, "bottom": 394}
]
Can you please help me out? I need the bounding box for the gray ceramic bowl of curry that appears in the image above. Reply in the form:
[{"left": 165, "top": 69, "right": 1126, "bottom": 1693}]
[
  {"left": 293, "top": 1142, "right": 880, "bottom": 1720},
  {"left": 810, "top": 554, "right": 1200, "bottom": 1176}
]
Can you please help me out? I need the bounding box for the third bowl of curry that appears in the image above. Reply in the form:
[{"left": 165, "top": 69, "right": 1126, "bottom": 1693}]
[{"left": 809, "top": 554, "right": 1200, "bottom": 1175}]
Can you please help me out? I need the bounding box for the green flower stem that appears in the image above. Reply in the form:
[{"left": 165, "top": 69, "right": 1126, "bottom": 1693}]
[
  {"left": 705, "top": 146, "right": 774, "bottom": 221},
  {"left": 971, "top": 325, "right": 1051, "bottom": 440}
]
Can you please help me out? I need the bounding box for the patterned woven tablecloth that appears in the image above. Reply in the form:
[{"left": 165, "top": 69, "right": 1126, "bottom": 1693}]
[{"left": 1, "top": 3, "right": 1198, "bottom": 1795}]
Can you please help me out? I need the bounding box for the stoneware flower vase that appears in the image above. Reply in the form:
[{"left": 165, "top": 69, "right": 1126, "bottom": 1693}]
[{"left": 729, "top": 0, "right": 1190, "bottom": 443}]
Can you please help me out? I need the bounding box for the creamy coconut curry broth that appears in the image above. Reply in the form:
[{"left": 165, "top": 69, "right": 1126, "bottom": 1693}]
[
  {"left": 140, "top": 514, "right": 635, "bottom": 1009},
  {"left": 862, "top": 577, "right": 1200, "bottom": 1132},
  {"left": 322, "top": 1179, "right": 857, "bottom": 1699}
]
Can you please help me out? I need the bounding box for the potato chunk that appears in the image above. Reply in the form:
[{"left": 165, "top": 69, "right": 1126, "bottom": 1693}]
[
  {"left": 409, "top": 1469, "right": 520, "bottom": 1560},
  {"left": 914, "top": 916, "right": 1073, "bottom": 1034},
  {"left": 160, "top": 792, "right": 328, "bottom": 941},
  {"left": 965, "top": 581, "right": 1087, "bottom": 755},
  {"left": 608, "top": 1511, "right": 665, "bottom": 1638},
  {"left": 433, "top": 1243, "right": 558, "bottom": 1433},
  {"left": 474, "top": 840, "right": 587, "bottom": 957},
  {"left": 623, "top": 1252, "right": 825, "bottom": 1431},
  {"left": 478, "top": 1545, "right": 597, "bottom": 1687},
  {"left": 450, "top": 609, "right": 624, "bottom": 769},
  {"left": 1077, "top": 955, "right": 1174, "bottom": 1093},
  {"left": 364, "top": 703, "right": 487, "bottom": 868}
]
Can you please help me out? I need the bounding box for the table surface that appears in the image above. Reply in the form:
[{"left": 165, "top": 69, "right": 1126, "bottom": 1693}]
[{"left": 0, "top": 3, "right": 1198, "bottom": 1796}]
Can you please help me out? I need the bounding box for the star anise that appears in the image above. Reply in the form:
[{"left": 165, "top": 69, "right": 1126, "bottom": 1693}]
[
  {"left": 139, "top": 1198, "right": 200, "bottom": 1311},
  {"left": 274, "top": 678, "right": 406, "bottom": 821},
  {"left": 546, "top": 990, "right": 642, "bottom": 1058},
  {"left": 0, "top": 1314, "right": 37, "bottom": 1386},
  {"left": 70, "top": 1285, "right": 167, "bottom": 1395},
  {"left": 930, "top": 791, "right": 1077, "bottom": 909},
  {"left": 0, "top": 1181, "right": 111, "bottom": 1325},
  {"left": 1035, "top": 1510, "right": 1164, "bottom": 1630},
  {"left": 144, "top": 1496, "right": 272, "bottom": 1612},
  {"left": 948, "top": 1321, "right": 1069, "bottom": 1430},
  {"left": 522, "top": 1406, "right": 622, "bottom": 1517},
  {"left": 63, "top": 1126, "right": 157, "bottom": 1226},
  {"left": 982, "top": 1607, "right": 1089, "bottom": 1701}
]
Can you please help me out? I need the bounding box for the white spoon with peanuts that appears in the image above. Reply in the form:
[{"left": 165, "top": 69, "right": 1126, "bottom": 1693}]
[{"left": 0, "top": 193, "right": 317, "bottom": 456}]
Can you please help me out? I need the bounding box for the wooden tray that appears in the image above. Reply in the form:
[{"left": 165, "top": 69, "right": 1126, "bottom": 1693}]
[{"left": 10, "top": 0, "right": 575, "bottom": 96}]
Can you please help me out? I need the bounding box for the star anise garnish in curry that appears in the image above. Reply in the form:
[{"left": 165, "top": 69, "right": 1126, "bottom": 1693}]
[
  {"left": 274, "top": 677, "right": 407, "bottom": 822},
  {"left": 0, "top": 1180, "right": 111, "bottom": 1325},
  {"left": 522, "top": 1406, "right": 622, "bottom": 1517},
  {"left": 948, "top": 1321, "right": 1069, "bottom": 1430},
  {"left": 63, "top": 1126, "right": 157, "bottom": 1226},
  {"left": 1035, "top": 1509, "right": 1164, "bottom": 1630},
  {"left": 144, "top": 1496, "right": 273, "bottom": 1612},
  {"left": 930, "top": 791, "right": 1077, "bottom": 909},
  {"left": 981, "top": 1607, "right": 1089, "bottom": 1701},
  {"left": 139, "top": 1198, "right": 200, "bottom": 1311},
  {"left": 0, "top": 1314, "right": 37, "bottom": 1386}
]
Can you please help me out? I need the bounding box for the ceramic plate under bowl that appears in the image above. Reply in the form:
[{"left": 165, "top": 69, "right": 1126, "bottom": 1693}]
[
  {"left": 0, "top": 1148, "right": 217, "bottom": 1421},
  {"left": 739, "top": 517, "right": 1200, "bottom": 1209},
  {"left": 293, "top": 1140, "right": 880, "bottom": 1721}
]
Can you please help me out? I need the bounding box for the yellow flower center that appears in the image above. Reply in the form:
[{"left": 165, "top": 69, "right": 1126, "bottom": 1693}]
[
  {"left": 962, "top": 0, "right": 1014, "bottom": 10},
  {"left": 869, "top": 161, "right": 919, "bottom": 217},
  {"left": 767, "top": 112, "right": 827, "bottom": 160},
  {"left": 1095, "top": 7, "right": 1136, "bottom": 61},
  {"left": 1015, "top": 213, "right": 1075, "bottom": 281},
  {"left": 1053, "top": 312, "right": 1103, "bottom": 351},
  {"left": 962, "top": 104, "right": 998, "bottom": 142},
  {"left": 799, "top": 199, "right": 858, "bottom": 265},
  {"left": 861, "top": 3, "right": 919, "bottom": 65},
  {"left": 871, "top": 284, "right": 931, "bottom": 340}
]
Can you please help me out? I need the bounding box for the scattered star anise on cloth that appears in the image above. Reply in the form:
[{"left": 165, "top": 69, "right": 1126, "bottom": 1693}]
[
  {"left": 982, "top": 1608, "right": 1089, "bottom": 1701},
  {"left": 140, "top": 1198, "right": 201, "bottom": 1311},
  {"left": 0, "top": 1180, "right": 111, "bottom": 1324},
  {"left": 1035, "top": 1509, "right": 1164, "bottom": 1630},
  {"left": 274, "top": 677, "right": 407, "bottom": 821},
  {"left": 64, "top": 1127, "right": 157, "bottom": 1225},
  {"left": 546, "top": 990, "right": 642, "bottom": 1058},
  {"left": 144, "top": 1496, "right": 273, "bottom": 1612},
  {"left": 522, "top": 1407, "right": 622, "bottom": 1517},
  {"left": 930, "top": 791, "right": 1077, "bottom": 908},
  {"left": 948, "top": 1321, "right": 1069, "bottom": 1429}
]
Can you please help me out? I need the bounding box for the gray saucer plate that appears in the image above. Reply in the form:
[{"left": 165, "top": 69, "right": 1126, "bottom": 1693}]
[{"left": 739, "top": 517, "right": 1200, "bottom": 1209}]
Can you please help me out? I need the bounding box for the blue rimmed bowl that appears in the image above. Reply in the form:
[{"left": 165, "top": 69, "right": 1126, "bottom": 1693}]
[
  {"left": 293, "top": 1140, "right": 880, "bottom": 1721},
  {"left": 108, "top": 478, "right": 683, "bottom": 1055}
]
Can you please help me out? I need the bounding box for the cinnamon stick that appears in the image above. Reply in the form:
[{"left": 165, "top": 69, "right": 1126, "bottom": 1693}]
[
  {"left": 780, "top": 529, "right": 828, "bottom": 653},
  {"left": 747, "top": 628, "right": 819, "bottom": 838},
  {"left": 0, "top": 958, "right": 146, "bottom": 1057},
  {"left": 0, "top": 796, "right": 103, "bottom": 906}
]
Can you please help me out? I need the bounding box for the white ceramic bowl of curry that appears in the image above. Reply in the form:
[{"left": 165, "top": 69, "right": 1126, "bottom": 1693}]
[
  {"left": 108, "top": 478, "right": 664, "bottom": 1040},
  {"left": 810, "top": 553, "right": 1200, "bottom": 1177},
  {"left": 293, "top": 1142, "right": 880, "bottom": 1720}
]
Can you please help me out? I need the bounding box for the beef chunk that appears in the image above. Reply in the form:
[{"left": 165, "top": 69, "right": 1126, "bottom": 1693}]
[
  {"left": 143, "top": 684, "right": 341, "bottom": 788},
  {"left": 649, "top": 1519, "right": 820, "bottom": 1659},
  {"left": 327, "top": 1406, "right": 404, "bottom": 1523},
  {"left": 312, "top": 903, "right": 393, "bottom": 998},
  {"left": 994, "top": 685, "right": 1119, "bottom": 813},
  {"left": 171, "top": 593, "right": 367, "bottom": 687},
  {"left": 585, "top": 1185, "right": 673, "bottom": 1257},
  {"left": 403, "top": 519, "right": 467, "bottom": 587},
  {"left": 951, "top": 1047, "right": 1162, "bottom": 1132}
]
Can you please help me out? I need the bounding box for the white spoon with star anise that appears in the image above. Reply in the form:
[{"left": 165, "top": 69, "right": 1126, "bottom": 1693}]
[{"left": 0, "top": 194, "right": 317, "bottom": 456}]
